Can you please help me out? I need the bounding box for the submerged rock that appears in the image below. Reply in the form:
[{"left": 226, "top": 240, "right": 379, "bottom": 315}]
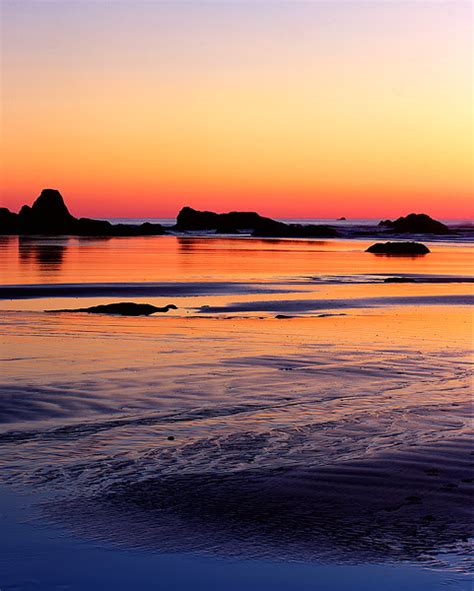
[
  {"left": 48, "top": 303, "right": 178, "bottom": 316},
  {"left": 0, "top": 189, "right": 166, "bottom": 236},
  {"left": 366, "top": 242, "right": 430, "bottom": 255},
  {"left": 378, "top": 213, "right": 450, "bottom": 234}
]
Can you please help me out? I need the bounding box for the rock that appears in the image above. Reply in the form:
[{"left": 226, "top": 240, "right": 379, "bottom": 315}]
[
  {"left": 378, "top": 213, "right": 450, "bottom": 234},
  {"left": 175, "top": 206, "right": 338, "bottom": 238},
  {"left": 175, "top": 206, "right": 219, "bottom": 231},
  {"left": 338, "top": 217, "right": 347, "bottom": 221},
  {"left": 17, "top": 189, "right": 77, "bottom": 234},
  {"left": 0, "top": 207, "right": 20, "bottom": 233},
  {"left": 48, "top": 303, "right": 178, "bottom": 316},
  {"left": 275, "top": 314, "right": 294, "bottom": 319},
  {"left": 175, "top": 206, "right": 280, "bottom": 234},
  {"left": 383, "top": 277, "right": 417, "bottom": 283},
  {"left": 29, "top": 188, "right": 73, "bottom": 221},
  {"left": 366, "top": 242, "right": 430, "bottom": 255},
  {"left": 0, "top": 189, "right": 166, "bottom": 236}
]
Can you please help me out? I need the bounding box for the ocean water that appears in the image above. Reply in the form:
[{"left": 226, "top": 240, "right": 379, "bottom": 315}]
[{"left": 0, "top": 234, "right": 472, "bottom": 590}]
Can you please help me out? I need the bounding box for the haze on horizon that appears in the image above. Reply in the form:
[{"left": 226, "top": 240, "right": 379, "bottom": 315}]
[{"left": 1, "top": 0, "right": 472, "bottom": 219}]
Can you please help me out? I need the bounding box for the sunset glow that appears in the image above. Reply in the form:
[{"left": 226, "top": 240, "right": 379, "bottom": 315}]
[{"left": 1, "top": 1, "right": 472, "bottom": 218}]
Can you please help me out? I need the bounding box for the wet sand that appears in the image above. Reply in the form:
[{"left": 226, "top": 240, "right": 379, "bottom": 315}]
[{"left": 0, "top": 235, "right": 472, "bottom": 589}]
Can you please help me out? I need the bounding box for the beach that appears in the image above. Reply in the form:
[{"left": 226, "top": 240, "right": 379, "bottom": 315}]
[{"left": 0, "top": 232, "right": 472, "bottom": 590}]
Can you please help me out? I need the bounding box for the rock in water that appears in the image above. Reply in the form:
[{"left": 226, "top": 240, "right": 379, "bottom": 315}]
[
  {"left": 366, "top": 242, "right": 430, "bottom": 255},
  {"left": 48, "top": 303, "right": 178, "bottom": 316},
  {"left": 378, "top": 213, "right": 450, "bottom": 234},
  {"left": 175, "top": 206, "right": 339, "bottom": 238},
  {"left": 19, "top": 189, "right": 76, "bottom": 234},
  {"left": 383, "top": 277, "right": 417, "bottom": 283},
  {"left": 175, "top": 206, "right": 280, "bottom": 233},
  {"left": 30, "top": 189, "right": 73, "bottom": 220},
  {"left": 0, "top": 189, "right": 166, "bottom": 236}
]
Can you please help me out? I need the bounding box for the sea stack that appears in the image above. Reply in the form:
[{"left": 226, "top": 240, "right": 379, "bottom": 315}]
[
  {"left": 0, "top": 189, "right": 166, "bottom": 236},
  {"left": 18, "top": 189, "right": 76, "bottom": 234}
]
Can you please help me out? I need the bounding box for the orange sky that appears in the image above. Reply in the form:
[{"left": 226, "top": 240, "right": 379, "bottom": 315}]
[{"left": 1, "top": 1, "right": 472, "bottom": 219}]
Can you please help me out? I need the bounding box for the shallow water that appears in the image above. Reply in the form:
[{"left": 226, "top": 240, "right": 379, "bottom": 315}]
[{"left": 0, "top": 235, "right": 472, "bottom": 589}]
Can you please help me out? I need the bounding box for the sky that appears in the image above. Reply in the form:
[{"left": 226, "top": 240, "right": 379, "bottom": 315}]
[{"left": 0, "top": 1, "right": 472, "bottom": 219}]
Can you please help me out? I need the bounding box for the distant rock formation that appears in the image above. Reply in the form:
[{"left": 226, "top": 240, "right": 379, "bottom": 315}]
[
  {"left": 337, "top": 217, "right": 347, "bottom": 221},
  {"left": 378, "top": 213, "right": 450, "bottom": 234},
  {"left": 366, "top": 242, "right": 430, "bottom": 255},
  {"left": 48, "top": 302, "right": 178, "bottom": 316},
  {"left": 0, "top": 189, "right": 166, "bottom": 236},
  {"left": 175, "top": 206, "right": 281, "bottom": 233},
  {"left": 175, "top": 206, "right": 338, "bottom": 238}
]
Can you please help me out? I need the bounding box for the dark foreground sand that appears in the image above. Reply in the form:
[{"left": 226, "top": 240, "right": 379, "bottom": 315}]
[{"left": 43, "top": 433, "right": 473, "bottom": 573}]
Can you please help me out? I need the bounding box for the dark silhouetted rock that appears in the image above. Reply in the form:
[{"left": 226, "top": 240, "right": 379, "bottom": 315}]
[
  {"left": 17, "top": 189, "right": 76, "bottom": 234},
  {"left": 176, "top": 206, "right": 279, "bottom": 233},
  {"left": 30, "top": 188, "right": 73, "bottom": 221},
  {"left": 366, "top": 242, "right": 430, "bottom": 255},
  {"left": 378, "top": 213, "right": 450, "bottom": 234},
  {"left": 48, "top": 302, "right": 178, "bottom": 316},
  {"left": 176, "top": 207, "right": 219, "bottom": 231},
  {"left": 0, "top": 207, "right": 20, "bottom": 233},
  {"left": 175, "top": 206, "right": 338, "bottom": 238},
  {"left": 338, "top": 217, "right": 346, "bottom": 221},
  {"left": 383, "top": 277, "right": 417, "bottom": 283},
  {"left": 0, "top": 189, "right": 166, "bottom": 237}
]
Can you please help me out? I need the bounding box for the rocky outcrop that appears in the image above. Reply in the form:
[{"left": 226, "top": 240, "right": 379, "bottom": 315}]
[
  {"left": 0, "top": 189, "right": 166, "bottom": 236},
  {"left": 0, "top": 207, "right": 20, "bottom": 232},
  {"left": 48, "top": 302, "right": 178, "bottom": 316},
  {"left": 175, "top": 206, "right": 281, "bottom": 234},
  {"left": 175, "top": 206, "right": 338, "bottom": 238},
  {"left": 366, "top": 242, "right": 430, "bottom": 255},
  {"left": 378, "top": 213, "right": 450, "bottom": 234}
]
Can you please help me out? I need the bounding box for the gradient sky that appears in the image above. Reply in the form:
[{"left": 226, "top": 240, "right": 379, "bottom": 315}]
[{"left": 1, "top": 1, "right": 472, "bottom": 218}]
